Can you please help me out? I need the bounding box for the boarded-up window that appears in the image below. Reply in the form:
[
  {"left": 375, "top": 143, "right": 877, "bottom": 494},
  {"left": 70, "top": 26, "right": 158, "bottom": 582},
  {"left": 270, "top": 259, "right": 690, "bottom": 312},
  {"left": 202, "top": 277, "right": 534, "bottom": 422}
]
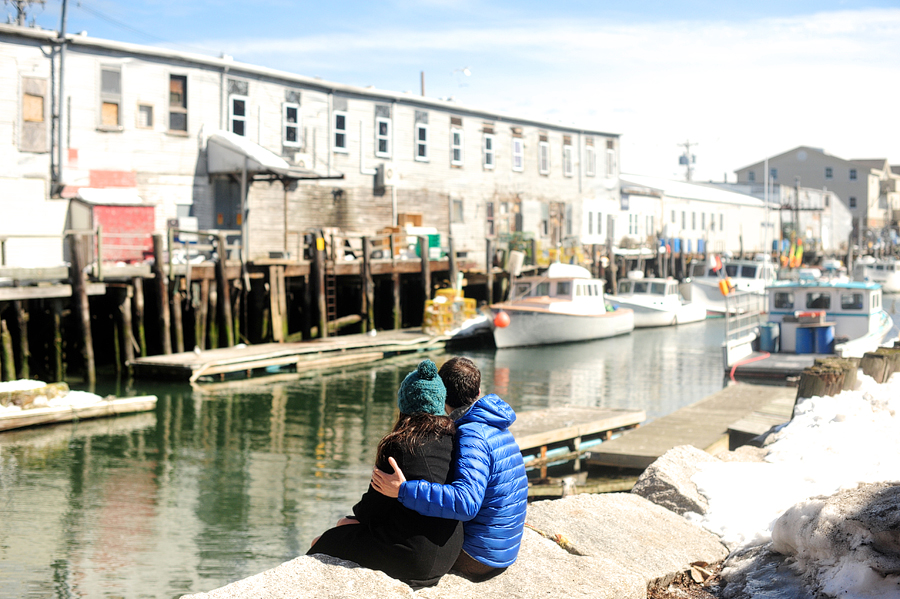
[
  {"left": 23, "top": 94, "right": 44, "bottom": 122},
  {"left": 137, "top": 104, "right": 153, "bottom": 128},
  {"left": 100, "top": 67, "right": 122, "bottom": 128},
  {"left": 20, "top": 77, "right": 48, "bottom": 152}
]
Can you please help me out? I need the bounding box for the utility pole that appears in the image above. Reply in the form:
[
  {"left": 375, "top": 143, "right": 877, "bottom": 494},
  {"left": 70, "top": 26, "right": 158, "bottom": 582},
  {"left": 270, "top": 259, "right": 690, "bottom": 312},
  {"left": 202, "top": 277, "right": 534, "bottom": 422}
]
[
  {"left": 6, "top": 0, "right": 44, "bottom": 25},
  {"left": 677, "top": 140, "right": 697, "bottom": 182}
]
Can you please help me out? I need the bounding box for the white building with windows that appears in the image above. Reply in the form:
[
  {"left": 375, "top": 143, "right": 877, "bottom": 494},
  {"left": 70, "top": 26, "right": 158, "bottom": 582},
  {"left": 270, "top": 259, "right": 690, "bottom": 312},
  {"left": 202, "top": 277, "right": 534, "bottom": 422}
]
[{"left": 1, "top": 23, "right": 621, "bottom": 266}]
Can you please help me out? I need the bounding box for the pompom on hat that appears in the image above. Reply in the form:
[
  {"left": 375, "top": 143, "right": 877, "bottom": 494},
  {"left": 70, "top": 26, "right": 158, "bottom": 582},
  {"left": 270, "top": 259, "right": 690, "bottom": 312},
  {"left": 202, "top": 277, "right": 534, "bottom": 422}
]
[{"left": 397, "top": 359, "right": 447, "bottom": 416}]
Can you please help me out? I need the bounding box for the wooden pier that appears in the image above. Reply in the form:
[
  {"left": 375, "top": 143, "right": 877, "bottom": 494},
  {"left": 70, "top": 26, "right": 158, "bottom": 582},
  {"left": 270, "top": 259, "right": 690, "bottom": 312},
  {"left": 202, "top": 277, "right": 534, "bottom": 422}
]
[
  {"left": 0, "top": 395, "right": 158, "bottom": 432},
  {"left": 510, "top": 405, "right": 646, "bottom": 479},
  {"left": 130, "top": 328, "right": 448, "bottom": 382},
  {"left": 585, "top": 383, "right": 796, "bottom": 470},
  {"left": 728, "top": 351, "right": 822, "bottom": 380}
]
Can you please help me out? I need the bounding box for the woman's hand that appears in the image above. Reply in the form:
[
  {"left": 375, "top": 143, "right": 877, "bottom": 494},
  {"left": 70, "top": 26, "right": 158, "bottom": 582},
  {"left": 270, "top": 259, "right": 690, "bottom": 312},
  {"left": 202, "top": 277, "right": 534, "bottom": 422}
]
[
  {"left": 335, "top": 516, "right": 358, "bottom": 527},
  {"left": 371, "top": 457, "right": 406, "bottom": 498}
]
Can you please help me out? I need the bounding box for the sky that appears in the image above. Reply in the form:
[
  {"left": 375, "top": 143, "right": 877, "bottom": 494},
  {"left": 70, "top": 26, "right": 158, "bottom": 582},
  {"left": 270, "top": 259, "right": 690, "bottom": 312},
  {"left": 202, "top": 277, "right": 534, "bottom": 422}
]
[
  {"left": 688, "top": 372, "right": 900, "bottom": 597},
  {"left": 11, "top": 0, "right": 900, "bottom": 183}
]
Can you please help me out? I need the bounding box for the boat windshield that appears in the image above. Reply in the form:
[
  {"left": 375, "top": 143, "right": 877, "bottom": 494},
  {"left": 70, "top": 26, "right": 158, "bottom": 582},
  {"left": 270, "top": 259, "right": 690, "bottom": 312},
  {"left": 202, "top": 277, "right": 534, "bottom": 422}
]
[
  {"left": 650, "top": 282, "right": 667, "bottom": 295},
  {"left": 724, "top": 264, "right": 758, "bottom": 278},
  {"left": 806, "top": 292, "right": 831, "bottom": 310},
  {"left": 633, "top": 281, "right": 649, "bottom": 294},
  {"left": 841, "top": 293, "right": 863, "bottom": 310},
  {"left": 515, "top": 281, "right": 550, "bottom": 298},
  {"left": 617, "top": 281, "right": 632, "bottom": 294}
]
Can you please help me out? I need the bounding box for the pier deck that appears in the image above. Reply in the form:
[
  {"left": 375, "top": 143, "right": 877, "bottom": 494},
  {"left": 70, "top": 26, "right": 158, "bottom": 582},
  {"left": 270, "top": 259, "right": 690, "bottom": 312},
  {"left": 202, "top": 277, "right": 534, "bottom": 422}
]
[
  {"left": 511, "top": 405, "right": 645, "bottom": 479},
  {"left": 0, "top": 396, "right": 158, "bottom": 432},
  {"left": 585, "top": 383, "right": 796, "bottom": 470},
  {"left": 729, "top": 351, "right": 823, "bottom": 380},
  {"left": 130, "top": 329, "right": 449, "bottom": 382}
]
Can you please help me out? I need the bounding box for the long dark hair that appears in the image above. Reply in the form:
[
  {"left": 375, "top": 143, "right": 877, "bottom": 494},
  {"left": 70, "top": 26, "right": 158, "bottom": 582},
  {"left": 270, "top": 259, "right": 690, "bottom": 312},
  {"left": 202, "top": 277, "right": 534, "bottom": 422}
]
[{"left": 375, "top": 412, "right": 456, "bottom": 471}]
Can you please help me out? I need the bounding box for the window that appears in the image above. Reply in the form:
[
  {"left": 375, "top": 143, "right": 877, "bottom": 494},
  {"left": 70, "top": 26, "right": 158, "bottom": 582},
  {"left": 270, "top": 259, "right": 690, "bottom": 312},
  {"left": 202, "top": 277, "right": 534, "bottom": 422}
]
[
  {"left": 563, "top": 141, "right": 574, "bottom": 177},
  {"left": 720, "top": 214, "right": 724, "bottom": 230},
  {"left": 710, "top": 212, "right": 715, "bottom": 232},
  {"left": 748, "top": 171, "right": 756, "bottom": 182},
  {"left": 100, "top": 66, "right": 122, "bottom": 128},
  {"left": 597, "top": 212, "right": 603, "bottom": 237},
  {"left": 681, "top": 211, "right": 686, "bottom": 230},
  {"left": 701, "top": 212, "right": 706, "bottom": 230},
  {"left": 229, "top": 94, "right": 248, "bottom": 136},
  {"left": 415, "top": 124, "right": 429, "bottom": 162},
  {"left": 825, "top": 167, "right": 833, "bottom": 179},
  {"left": 333, "top": 111, "right": 348, "bottom": 152},
  {"left": 770, "top": 167, "right": 778, "bottom": 180},
  {"left": 19, "top": 77, "right": 48, "bottom": 152},
  {"left": 375, "top": 116, "right": 391, "bottom": 157},
  {"left": 692, "top": 212, "right": 696, "bottom": 230},
  {"left": 806, "top": 292, "right": 831, "bottom": 310},
  {"left": 841, "top": 293, "right": 863, "bottom": 310},
  {"left": 136, "top": 104, "right": 153, "bottom": 129},
  {"left": 512, "top": 137, "right": 524, "bottom": 171},
  {"left": 849, "top": 197, "right": 857, "bottom": 208},
  {"left": 774, "top": 292, "right": 794, "bottom": 309},
  {"left": 450, "top": 127, "right": 463, "bottom": 166},
  {"left": 539, "top": 140, "right": 550, "bottom": 174},
  {"left": 629, "top": 213, "right": 638, "bottom": 235},
  {"left": 451, "top": 198, "right": 464, "bottom": 223},
  {"left": 283, "top": 102, "right": 300, "bottom": 147},
  {"left": 671, "top": 210, "right": 676, "bottom": 224},
  {"left": 606, "top": 140, "right": 616, "bottom": 176},
  {"left": 483, "top": 133, "right": 495, "bottom": 169},
  {"left": 588, "top": 211, "right": 593, "bottom": 235},
  {"left": 556, "top": 282, "right": 571, "bottom": 296},
  {"left": 486, "top": 201, "right": 494, "bottom": 236},
  {"left": 168, "top": 75, "right": 187, "bottom": 132},
  {"left": 585, "top": 144, "right": 596, "bottom": 176},
  {"left": 849, "top": 168, "right": 857, "bottom": 181}
]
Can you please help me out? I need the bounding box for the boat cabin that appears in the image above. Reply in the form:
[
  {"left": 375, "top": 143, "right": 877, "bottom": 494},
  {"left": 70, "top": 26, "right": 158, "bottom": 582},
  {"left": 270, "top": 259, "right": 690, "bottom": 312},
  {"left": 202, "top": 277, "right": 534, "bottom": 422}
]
[
  {"left": 617, "top": 279, "right": 680, "bottom": 298},
  {"left": 689, "top": 259, "right": 777, "bottom": 281},
  {"left": 766, "top": 281, "right": 884, "bottom": 353},
  {"left": 512, "top": 278, "right": 604, "bottom": 302}
]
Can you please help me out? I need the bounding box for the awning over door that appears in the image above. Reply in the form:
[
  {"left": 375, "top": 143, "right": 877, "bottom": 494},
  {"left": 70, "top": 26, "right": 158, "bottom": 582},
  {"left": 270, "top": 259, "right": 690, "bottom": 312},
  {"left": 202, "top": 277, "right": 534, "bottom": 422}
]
[{"left": 206, "top": 130, "right": 343, "bottom": 181}]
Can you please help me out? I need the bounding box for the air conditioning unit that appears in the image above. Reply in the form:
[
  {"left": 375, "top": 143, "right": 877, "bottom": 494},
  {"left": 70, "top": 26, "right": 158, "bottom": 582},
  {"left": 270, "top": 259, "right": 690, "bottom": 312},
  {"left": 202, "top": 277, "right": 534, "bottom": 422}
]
[
  {"left": 293, "top": 153, "right": 313, "bottom": 168},
  {"left": 376, "top": 162, "right": 399, "bottom": 188}
]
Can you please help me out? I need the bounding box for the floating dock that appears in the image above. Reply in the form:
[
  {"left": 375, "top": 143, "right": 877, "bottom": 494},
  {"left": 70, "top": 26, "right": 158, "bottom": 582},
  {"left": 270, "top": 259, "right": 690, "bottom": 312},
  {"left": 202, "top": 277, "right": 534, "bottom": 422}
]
[
  {"left": 728, "top": 351, "right": 822, "bottom": 380},
  {"left": 585, "top": 383, "right": 796, "bottom": 470},
  {"left": 130, "top": 329, "right": 448, "bottom": 382},
  {"left": 511, "top": 405, "right": 645, "bottom": 479},
  {"left": 0, "top": 396, "right": 158, "bottom": 432}
]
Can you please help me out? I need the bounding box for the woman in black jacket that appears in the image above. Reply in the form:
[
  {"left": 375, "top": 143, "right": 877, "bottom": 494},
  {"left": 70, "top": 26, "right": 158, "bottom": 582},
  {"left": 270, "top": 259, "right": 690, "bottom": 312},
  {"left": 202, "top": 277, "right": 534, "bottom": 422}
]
[{"left": 308, "top": 359, "right": 463, "bottom": 589}]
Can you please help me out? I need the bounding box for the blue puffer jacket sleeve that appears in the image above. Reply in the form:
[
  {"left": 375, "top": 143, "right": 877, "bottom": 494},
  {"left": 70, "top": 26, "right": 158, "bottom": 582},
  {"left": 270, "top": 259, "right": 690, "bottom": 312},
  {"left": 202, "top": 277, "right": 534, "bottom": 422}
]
[{"left": 399, "top": 425, "right": 491, "bottom": 521}]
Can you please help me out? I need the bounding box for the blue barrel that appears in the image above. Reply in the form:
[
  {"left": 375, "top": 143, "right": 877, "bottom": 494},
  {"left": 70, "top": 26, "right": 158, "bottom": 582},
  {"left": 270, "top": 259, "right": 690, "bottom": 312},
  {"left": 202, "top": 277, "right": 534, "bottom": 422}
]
[
  {"left": 673, "top": 238, "right": 681, "bottom": 253},
  {"left": 796, "top": 328, "right": 814, "bottom": 354},
  {"left": 759, "top": 322, "right": 780, "bottom": 353},
  {"left": 815, "top": 325, "right": 835, "bottom": 354},
  {"left": 698, "top": 239, "right": 706, "bottom": 254}
]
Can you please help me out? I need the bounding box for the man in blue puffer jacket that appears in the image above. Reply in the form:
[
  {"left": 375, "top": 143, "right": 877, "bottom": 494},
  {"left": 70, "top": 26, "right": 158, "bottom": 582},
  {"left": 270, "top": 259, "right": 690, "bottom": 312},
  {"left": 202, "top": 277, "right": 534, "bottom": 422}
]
[{"left": 372, "top": 357, "right": 528, "bottom": 580}]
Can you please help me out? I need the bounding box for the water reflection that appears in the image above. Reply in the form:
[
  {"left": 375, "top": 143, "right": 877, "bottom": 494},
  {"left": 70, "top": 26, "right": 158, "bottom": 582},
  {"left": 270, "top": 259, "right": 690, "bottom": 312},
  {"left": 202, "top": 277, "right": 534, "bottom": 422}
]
[{"left": 1, "top": 300, "right": 895, "bottom": 598}]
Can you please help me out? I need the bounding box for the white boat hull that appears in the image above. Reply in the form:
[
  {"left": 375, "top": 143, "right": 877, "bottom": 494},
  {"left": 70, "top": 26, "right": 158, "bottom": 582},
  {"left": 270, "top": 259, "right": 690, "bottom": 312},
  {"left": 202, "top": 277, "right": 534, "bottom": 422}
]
[
  {"left": 491, "top": 306, "right": 634, "bottom": 349},
  {"left": 608, "top": 298, "right": 706, "bottom": 328}
]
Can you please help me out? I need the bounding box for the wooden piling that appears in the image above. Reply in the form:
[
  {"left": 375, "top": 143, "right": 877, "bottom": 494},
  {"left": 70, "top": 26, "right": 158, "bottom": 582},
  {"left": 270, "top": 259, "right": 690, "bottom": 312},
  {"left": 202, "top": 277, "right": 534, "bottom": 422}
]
[
  {"left": 51, "top": 298, "right": 64, "bottom": 381},
  {"left": 794, "top": 364, "right": 845, "bottom": 418},
  {"left": 814, "top": 357, "right": 859, "bottom": 391},
  {"left": 269, "top": 265, "right": 284, "bottom": 342},
  {"left": 392, "top": 272, "right": 402, "bottom": 330},
  {"left": 278, "top": 267, "right": 288, "bottom": 342},
  {"left": 419, "top": 236, "right": 431, "bottom": 301},
  {"left": 1, "top": 319, "right": 14, "bottom": 382},
  {"left": 860, "top": 348, "right": 900, "bottom": 384},
  {"left": 362, "top": 237, "right": 374, "bottom": 332},
  {"left": 208, "top": 277, "right": 219, "bottom": 349},
  {"left": 69, "top": 234, "right": 96, "bottom": 385},
  {"left": 486, "top": 238, "right": 494, "bottom": 303},
  {"left": 171, "top": 279, "right": 184, "bottom": 354},
  {"left": 448, "top": 236, "right": 458, "bottom": 290},
  {"left": 314, "top": 239, "right": 327, "bottom": 339},
  {"left": 197, "top": 278, "right": 209, "bottom": 350},
  {"left": 120, "top": 285, "right": 135, "bottom": 371},
  {"left": 13, "top": 300, "right": 29, "bottom": 379},
  {"left": 301, "top": 274, "right": 311, "bottom": 340},
  {"left": 152, "top": 234, "right": 172, "bottom": 355},
  {"left": 132, "top": 277, "right": 147, "bottom": 357},
  {"left": 216, "top": 234, "right": 234, "bottom": 347}
]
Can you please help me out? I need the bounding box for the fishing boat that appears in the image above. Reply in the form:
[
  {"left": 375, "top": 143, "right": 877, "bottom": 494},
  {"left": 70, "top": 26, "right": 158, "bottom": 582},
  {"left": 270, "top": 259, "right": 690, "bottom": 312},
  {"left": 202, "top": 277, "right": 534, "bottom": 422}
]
[
  {"left": 490, "top": 263, "right": 634, "bottom": 349},
  {"left": 852, "top": 256, "right": 900, "bottom": 293},
  {"left": 607, "top": 272, "right": 706, "bottom": 328},
  {"left": 681, "top": 254, "right": 778, "bottom": 315},
  {"left": 723, "top": 280, "right": 895, "bottom": 378}
]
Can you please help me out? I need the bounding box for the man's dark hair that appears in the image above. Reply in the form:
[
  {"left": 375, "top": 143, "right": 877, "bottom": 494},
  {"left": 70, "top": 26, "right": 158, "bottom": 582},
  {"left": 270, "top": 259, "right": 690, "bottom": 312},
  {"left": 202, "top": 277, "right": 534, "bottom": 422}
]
[{"left": 439, "top": 357, "right": 481, "bottom": 409}]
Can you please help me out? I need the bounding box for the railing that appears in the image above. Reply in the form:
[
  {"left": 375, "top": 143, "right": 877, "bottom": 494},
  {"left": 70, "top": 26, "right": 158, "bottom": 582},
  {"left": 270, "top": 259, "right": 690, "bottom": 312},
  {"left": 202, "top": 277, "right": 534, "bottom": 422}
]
[{"left": 724, "top": 289, "right": 766, "bottom": 343}]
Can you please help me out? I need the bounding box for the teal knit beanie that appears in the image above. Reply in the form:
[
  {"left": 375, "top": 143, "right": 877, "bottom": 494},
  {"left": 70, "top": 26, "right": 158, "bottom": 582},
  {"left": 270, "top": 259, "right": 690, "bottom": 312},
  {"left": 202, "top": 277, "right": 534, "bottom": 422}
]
[{"left": 397, "top": 359, "right": 447, "bottom": 416}]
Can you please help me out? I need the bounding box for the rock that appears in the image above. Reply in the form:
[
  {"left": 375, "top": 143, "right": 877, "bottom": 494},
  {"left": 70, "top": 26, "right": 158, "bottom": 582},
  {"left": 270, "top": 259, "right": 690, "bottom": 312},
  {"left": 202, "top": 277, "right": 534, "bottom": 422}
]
[
  {"left": 771, "top": 482, "right": 900, "bottom": 587},
  {"left": 418, "top": 528, "right": 646, "bottom": 599},
  {"left": 714, "top": 445, "right": 767, "bottom": 463},
  {"left": 179, "top": 554, "right": 415, "bottom": 599},
  {"left": 631, "top": 445, "right": 721, "bottom": 515},
  {"left": 525, "top": 492, "right": 728, "bottom": 587}
]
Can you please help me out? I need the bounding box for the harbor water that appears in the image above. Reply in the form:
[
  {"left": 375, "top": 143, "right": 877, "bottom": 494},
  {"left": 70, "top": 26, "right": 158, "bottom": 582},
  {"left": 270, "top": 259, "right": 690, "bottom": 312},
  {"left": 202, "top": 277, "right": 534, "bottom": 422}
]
[{"left": 2, "top": 299, "right": 899, "bottom": 599}]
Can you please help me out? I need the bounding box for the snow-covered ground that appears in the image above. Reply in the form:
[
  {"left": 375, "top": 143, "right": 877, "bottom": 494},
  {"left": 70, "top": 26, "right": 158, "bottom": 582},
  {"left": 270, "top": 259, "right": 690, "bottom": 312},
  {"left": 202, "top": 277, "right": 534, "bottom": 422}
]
[
  {"left": 0, "top": 380, "right": 104, "bottom": 414},
  {"left": 688, "top": 373, "right": 900, "bottom": 598}
]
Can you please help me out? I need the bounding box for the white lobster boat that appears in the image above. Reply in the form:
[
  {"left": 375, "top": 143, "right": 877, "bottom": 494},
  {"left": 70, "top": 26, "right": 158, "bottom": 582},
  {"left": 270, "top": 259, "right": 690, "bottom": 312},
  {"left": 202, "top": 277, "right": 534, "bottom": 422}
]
[
  {"left": 852, "top": 256, "right": 900, "bottom": 293},
  {"left": 490, "top": 263, "right": 634, "bottom": 349},
  {"left": 682, "top": 254, "right": 778, "bottom": 315},
  {"left": 607, "top": 272, "right": 706, "bottom": 328}
]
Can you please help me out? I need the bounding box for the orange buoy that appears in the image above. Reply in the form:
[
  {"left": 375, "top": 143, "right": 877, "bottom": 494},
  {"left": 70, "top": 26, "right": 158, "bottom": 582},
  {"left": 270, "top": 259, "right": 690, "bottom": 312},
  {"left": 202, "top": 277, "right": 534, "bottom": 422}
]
[
  {"left": 493, "top": 311, "right": 510, "bottom": 328},
  {"left": 718, "top": 277, "right": 734, "bottom": 296}
]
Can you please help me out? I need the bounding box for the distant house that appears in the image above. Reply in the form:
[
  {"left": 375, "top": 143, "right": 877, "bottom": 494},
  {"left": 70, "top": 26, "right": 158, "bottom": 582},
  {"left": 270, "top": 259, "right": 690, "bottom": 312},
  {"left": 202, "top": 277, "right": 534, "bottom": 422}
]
[
  {"left": 0, "top": 23, "right": 620, "bottom": 267},
  {"left": 734, "top": 146, "right": 900, "bottom": 245}
]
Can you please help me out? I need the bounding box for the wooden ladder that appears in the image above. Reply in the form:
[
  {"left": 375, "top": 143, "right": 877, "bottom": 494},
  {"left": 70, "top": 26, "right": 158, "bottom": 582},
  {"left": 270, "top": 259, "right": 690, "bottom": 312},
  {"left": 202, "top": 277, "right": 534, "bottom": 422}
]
[{"left": 324, "top": 261, "right": 338, "bottom": 325}]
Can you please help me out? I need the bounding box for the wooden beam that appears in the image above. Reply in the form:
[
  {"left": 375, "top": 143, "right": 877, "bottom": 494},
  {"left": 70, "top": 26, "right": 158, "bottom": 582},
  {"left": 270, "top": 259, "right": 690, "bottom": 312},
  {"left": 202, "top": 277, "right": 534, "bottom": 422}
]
[
  {"left": 216, "top": 234, "right": 234, "bottom": 347},
  {"left": 70, "top": 234, "right": 96, "bottom": 384},
  {"left": 152, "top": 234, "right": 172, "bottom": 355}
]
